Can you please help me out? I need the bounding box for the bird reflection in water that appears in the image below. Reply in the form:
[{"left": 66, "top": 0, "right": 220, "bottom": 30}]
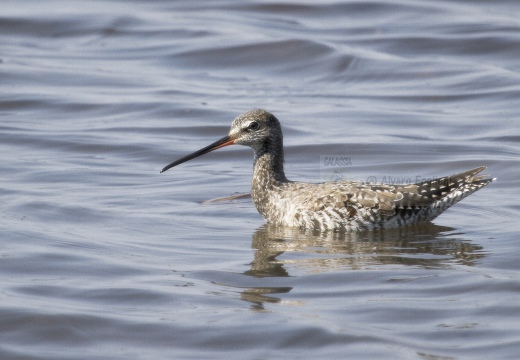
[
  {"left": 247, "top": 223, "right": 485, "bottom": 276},
  {"left": 238, "top": 223, "right": 485, "bottom": 310}
]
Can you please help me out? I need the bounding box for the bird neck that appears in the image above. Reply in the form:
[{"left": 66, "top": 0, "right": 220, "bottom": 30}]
[
  {"left": 251, "top": 149, "right": 287, "bottom": 221},
  {"left": 250, "top": 137, "right": 288, "bottom": 221},
  {"left": 253, "top": 152, "right": 287, "bottom": 184},
  {"left": 252, "top": 139, "right": 288, "bottom": 185}
]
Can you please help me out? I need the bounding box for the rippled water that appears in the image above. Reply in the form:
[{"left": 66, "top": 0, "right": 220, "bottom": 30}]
[{"left": 1, "top": 1, "right": 519, "bottom": 359}]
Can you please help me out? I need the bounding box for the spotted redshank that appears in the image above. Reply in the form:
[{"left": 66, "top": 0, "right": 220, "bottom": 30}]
[{"left": 161, "top": 109, "right": 495, "bottom": 231}]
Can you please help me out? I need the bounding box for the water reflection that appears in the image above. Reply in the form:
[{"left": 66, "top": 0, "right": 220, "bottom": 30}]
[
  {"left": 245, "top": 223, "right": 485, "bottom": 277},
  {"left": 239, "top": 287, "right": 293, "bottom": 312},
  {"left": 237, "top": 223, "right": 485, "bottom": 310}
]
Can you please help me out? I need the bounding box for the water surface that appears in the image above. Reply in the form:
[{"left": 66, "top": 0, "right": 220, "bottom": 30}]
[{"left": 1, "top": 1, "right": 519, "bottom": 359}]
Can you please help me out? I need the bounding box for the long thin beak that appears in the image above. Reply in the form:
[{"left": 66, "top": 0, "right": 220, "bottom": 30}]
[{"left": 160, "top": 135, "right": 236, "bottom": 173}]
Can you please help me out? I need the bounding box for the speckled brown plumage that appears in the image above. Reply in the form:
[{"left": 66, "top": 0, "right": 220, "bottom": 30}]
[{"left": 161, "top": 109, "right": 495, "bottom": 231}]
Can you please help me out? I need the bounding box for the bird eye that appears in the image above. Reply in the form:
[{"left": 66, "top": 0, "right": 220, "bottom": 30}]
[{"left": 248, "top": 121, "right": 260, "bottom": 131}]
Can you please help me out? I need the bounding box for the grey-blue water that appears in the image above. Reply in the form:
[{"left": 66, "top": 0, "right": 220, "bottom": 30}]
[{"left": 1, "top": 1, "right": 519, "bottom": 359}]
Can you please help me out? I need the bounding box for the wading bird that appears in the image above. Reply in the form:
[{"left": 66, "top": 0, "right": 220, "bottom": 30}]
[{"left": 161, "top": 109, "right": 494, "bottom": 231}]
